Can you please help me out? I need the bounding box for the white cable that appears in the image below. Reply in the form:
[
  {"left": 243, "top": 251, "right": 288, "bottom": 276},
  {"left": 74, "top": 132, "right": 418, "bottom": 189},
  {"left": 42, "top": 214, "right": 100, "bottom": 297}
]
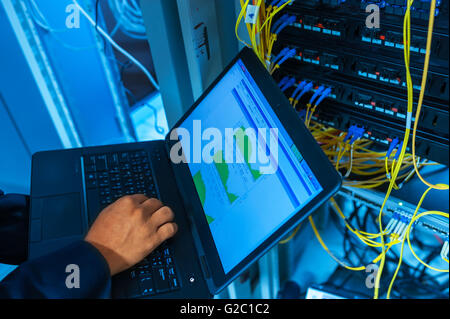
[
  {"left": 107, "top": 0, "right": 147, "bottom": 39},
  {"left": 27, "top": 0, "right": 96, "bottom": 50},
  {"left": 441, "top": 241, "right": 449, "bottom": 260},
  {"left": 27, "top": 0, "right": 52, "bottom": 31},
  {"left": 28, "top": 0, "right": 68, "bottom": 32},
  {"left": 398, "top": 157, "right": 423, "bottom": 189},
  {"left": 385, "top": 218, "right": 396, "bottom": 234},
  {"left": 72, "top": 0, "right": 159, "bottom": 91},
  {"left": 344, "top": 143, "right": 354, "bottom": 178}
]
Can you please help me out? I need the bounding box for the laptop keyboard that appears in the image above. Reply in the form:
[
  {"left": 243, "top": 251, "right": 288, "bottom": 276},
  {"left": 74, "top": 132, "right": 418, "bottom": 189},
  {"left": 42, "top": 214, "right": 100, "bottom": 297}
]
[
  {"left": 83, "top": 150, "right": 158, "bottom": 210},
  {"left": 133, "top": 242, "right": 180, "bottom": 296},
  {"left": 82, "top": 149, "right": 180, "bottom": 297}
]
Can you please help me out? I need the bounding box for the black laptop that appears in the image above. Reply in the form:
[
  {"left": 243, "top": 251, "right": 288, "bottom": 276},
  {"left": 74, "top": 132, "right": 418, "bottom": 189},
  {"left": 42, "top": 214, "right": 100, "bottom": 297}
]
[{"left": 28, "top": 48, "right": 341, "bottom": 298}]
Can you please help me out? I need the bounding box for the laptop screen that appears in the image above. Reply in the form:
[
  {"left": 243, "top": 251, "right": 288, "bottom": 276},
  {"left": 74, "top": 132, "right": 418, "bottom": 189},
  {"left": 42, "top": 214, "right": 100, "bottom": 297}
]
[{"left": 175, "top": 59, "right": 323, "bottom": 274}]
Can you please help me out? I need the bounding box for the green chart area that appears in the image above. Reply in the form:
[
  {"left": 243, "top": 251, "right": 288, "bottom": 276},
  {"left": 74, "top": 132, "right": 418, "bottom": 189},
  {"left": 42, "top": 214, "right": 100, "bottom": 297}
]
[
  {"left": 234, "top": 127, "right": 262, "bottom": 181},
  {"left": 193, "top": 129, "right": 263, "bottom": 223},
  {"left": 213, "top": 151, "right": 239, "bottom": 204},
  {"left": 193, "top": 171, "right": 215, "bottom": 224}
]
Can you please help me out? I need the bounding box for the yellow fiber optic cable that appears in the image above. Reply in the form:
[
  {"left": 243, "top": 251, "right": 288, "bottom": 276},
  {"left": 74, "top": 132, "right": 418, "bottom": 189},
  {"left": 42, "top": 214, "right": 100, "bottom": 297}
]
[
  {"left": 410, "top": 0, "right": 448, "bottom": 191},
  {"left": 407, "top": 210, "right": 449, "bottom": 272},
  {"left": 386, "top": 186, "right": 433, "bottom": 299}
]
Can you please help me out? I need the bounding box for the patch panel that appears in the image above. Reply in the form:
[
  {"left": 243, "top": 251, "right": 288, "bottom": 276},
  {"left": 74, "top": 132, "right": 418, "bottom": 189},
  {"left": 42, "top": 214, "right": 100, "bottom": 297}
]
[
  {"left": 275, "top": 39, "right": 448, "bottom": 101},
  {"left": 292, "top": 48, "right": 342, "bottom": 70},
  {"left": 276, "top": 67, "right": 449, "bottom": 164},
  {"left": 280, "top": 66, "right": 449, "bottom": 135},
  {"left": 364, "top": 0, "right": 444, "bottom": 21},
  {"left": 292, "top": 15, "right": 343, "bottom": 37},
  {"left": 338, "top": 186, "right": 449, "bottom": 237},
  {"left": 286, "top": 11, "right": 449, "bottom": 61},
  {"left": 351, "top": 92, "right": 449, "bottom": 137},
  {"left": 311, "top": 103, "right": 449, "bottom": 163},
  {"left": 359, "top": 27, "right": 449, "bottom": 60},
  {"left": 274, "top": 0, "right": 449, "bottom": 164},
  {"left": 353, "top": 60, "right": 448, "bottom": 99},
  {"left": 289, "top": 80, "right": 341, "bottom": 102},
  {"left": 286, "top": 0, "right": 449, "bottom": 30}
]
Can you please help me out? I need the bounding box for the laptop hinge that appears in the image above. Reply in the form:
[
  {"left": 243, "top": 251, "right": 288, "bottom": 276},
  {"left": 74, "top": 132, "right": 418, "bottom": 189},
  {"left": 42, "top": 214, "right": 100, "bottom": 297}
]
[
  {"left": 163, "top": 139, "right": 214, "bottom": 281},
  {"left": 199, "top": 255, "right": 211, "bottom": 279},
  {"left": 185, "top": 210, "right": 212, "bottom": 279}
]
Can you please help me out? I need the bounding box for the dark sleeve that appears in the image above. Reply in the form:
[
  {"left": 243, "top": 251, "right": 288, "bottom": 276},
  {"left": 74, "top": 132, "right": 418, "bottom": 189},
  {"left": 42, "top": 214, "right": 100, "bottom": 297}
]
[{"left": 0, "top": 240, "right": 111, "bottom": 299}]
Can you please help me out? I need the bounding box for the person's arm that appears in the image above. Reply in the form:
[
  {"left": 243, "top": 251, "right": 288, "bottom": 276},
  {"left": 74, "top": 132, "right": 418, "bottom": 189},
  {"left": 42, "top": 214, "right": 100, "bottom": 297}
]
[
  {"left": 0, "top": 240, "right": 111, "bottom": 298},
  {"left": 0, "top": 195, "right": 178, "bottom": 299}
]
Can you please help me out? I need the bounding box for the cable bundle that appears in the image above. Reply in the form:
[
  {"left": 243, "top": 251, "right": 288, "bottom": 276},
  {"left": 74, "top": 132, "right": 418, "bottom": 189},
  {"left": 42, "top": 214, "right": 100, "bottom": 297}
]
[
  {"left": 108, "top": 0, "right": 147, "bottom": 39},
  {"left": 237, "top": 0, "right": 449, "bottom": 299},
  {"left": 235, "top": 0, "right": 294, "bottom": 71},
  {"left": 308, "top": 123, "right": 437, "bottom": 189}
]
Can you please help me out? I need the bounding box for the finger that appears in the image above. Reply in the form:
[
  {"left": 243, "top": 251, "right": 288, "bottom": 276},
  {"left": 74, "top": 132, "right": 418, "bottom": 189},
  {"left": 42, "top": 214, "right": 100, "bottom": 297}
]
[
  {"left": 139, "top": 198, "right": 164, "bottom": 218},
  {"left": 148, "top": 206, "right": 175, "bottom": 228},
  {"left": 121, "top": 194, "right": 148, "bottom": 204},
  {"left": 156, "top": 222, "right": 178, "bottom": 242}
]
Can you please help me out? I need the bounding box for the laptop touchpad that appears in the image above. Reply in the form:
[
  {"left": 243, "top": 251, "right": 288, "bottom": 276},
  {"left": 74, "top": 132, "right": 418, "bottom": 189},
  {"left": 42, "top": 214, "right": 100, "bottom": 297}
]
[{"left": 38, "top": 193, "right": 83, "bottom": 240}]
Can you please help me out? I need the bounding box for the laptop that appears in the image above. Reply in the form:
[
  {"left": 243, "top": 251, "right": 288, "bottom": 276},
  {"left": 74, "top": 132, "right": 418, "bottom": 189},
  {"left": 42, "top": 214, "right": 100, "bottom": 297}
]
[{"left": 28, "top": 47, "right": 342, "bottom": 298}]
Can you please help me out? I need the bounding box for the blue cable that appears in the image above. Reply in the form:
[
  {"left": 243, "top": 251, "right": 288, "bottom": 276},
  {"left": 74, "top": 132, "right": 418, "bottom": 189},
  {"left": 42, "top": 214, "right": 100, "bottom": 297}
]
[
  {"left": 343, "top": 125, "right": 364, "bottom": 144},
  {"left": 290, "top": 80, "right": 307, "bottom": 99},
  {"left": 386, "top": 137, "right": 399, "bottom": 158},
  {"left": 272, "top": 47, "right": 289, "bottom": 65},
  {"left": 270, "top": 0, "right": 280, "bottom": 6},
  {"left": 349, "top": 126, "right": 364, "bottom": 144},
  {"left": 275, "top": 0, "right": 291, "bottom": 7},
  {"left": 280, "top": 77, "right": 296, "bottom": 92},
  {"left": 278, "top": 76, "right": 290, "bottom": 88},
  {"left": 277, "top": 48, "right": 296, "bottom": 66},
  {"left": 274, "top": 15, "right": 297, "bottom": 34},
  {"left": 314, "top": 87, "right": 332, "bottom": 106},
  {"left": 308, "top": 86, "right": 325, "bottom": 105},
  {"left": 343, "top": 126, "right": 354, "bottom": 143},
  {"left": 294, "top": 82, "right": 313, "bottom": 100},
  {"left": 394, "top": 141, "right": 403, "bottom": 160},
  {"left": 271, "top": 14, "right": 289, "bottom": 33},
  {"left": 354, "top": 126, "right": 365, "bottom": 143}
]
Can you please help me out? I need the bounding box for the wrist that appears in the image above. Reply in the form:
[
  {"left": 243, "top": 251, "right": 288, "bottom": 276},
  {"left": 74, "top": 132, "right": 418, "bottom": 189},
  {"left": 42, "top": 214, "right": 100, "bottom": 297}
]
[{"left": 84, "top": 239, "right": 118, "bottom": 276}]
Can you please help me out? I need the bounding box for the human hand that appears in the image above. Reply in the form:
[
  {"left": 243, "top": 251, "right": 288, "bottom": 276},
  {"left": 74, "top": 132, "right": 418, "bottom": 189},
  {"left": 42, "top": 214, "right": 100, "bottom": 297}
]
[{"left": 84, "top": 195, "right": 178, "bottom": 276}]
